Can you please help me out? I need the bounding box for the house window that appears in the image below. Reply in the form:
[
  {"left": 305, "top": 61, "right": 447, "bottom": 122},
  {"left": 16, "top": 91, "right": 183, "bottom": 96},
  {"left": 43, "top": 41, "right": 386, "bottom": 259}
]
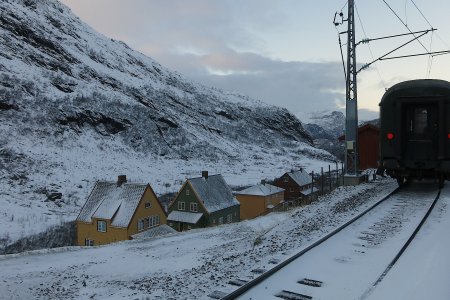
[
  {"left": 227, "top": 214, "right": 232, "bottom": 223},
  {"left": 218, "top": 217, "right": 223, "bottom": 225},
  {"left": 178, "top": 201, "right": 185, "bottom": 211},
  {"left": 144, "top": 217, "right": 150, "bottom": 228},
  {"left": 85, "top": 239, "right": 94, "bottom": 246},
  {"left": 187, "top": 225, "right": 192, "bottom": 230},
  {"left": 212, "top": 219, "right": 216, "bottom": 224},
  {"left": 97, "top": 220, "right": 106, "bottom": 232},
  {"left": 138, "top": 219, "right": 145, "bottom": 231},
  {"left": 284, "top": 177, "right": 289, "bottom": 183},
  {"left": 190, "top": 203, "right": 198, "bottom": 212},
  {"left": 186, "top": 189, "right": 190, "bottom": 196},
  {"left": 145, "top": 202, "right": 152, "bottom": 208},
  {"left": 149, "top": 215, "right": 160, "bottom": 227},
  {"left": 169, "top": 222, "right": 173, "bottom": 227},
  {"left": 290, "top": 188, "right": 294, "bottom": 192}
]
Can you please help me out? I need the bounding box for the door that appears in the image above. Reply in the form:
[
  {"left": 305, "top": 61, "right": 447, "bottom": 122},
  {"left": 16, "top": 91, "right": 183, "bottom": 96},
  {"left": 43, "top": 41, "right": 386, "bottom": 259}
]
[{"left": 404, "top": 104, "right": 438, "bottom": 162}]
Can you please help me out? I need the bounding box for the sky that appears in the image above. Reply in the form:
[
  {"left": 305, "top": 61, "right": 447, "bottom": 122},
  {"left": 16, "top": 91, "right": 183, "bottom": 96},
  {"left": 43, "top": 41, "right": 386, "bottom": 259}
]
[{"left": 58, "top": 0, "right": 450, "bottom": 121}]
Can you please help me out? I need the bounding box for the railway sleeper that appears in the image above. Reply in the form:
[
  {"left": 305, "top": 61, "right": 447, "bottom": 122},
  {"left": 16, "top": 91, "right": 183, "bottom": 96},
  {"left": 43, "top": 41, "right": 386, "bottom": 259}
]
[
  {"left": 298, "top": 278, "right": 323, "bottom": 287},
  {"left": 275, "top": 290, "right": 312, "bottom": 300},
  {"left": 228, "top": 279, "right": 248, "bottom": 287}
]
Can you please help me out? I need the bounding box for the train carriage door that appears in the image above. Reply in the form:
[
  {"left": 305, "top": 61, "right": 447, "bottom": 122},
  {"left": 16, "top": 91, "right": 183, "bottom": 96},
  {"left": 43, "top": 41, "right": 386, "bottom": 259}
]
[{"left": 405, "top": 104, "right": 438, "bottom": 162}]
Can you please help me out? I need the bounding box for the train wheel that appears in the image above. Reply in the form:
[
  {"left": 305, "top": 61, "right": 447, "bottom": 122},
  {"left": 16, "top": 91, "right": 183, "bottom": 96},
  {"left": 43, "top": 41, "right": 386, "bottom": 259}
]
[{"left": 396, "top": 177, "right": 405, "bottom": 187}]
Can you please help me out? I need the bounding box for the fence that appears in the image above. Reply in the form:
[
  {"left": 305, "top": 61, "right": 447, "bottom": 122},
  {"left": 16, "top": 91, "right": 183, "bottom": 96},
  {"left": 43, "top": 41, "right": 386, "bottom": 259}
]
[{"left": 268, "top": 164, "right": 377, "bottom": 214}]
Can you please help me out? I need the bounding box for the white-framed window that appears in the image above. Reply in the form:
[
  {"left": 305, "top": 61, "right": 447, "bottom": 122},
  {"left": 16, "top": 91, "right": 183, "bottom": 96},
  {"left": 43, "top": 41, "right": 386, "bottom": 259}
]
[
  {"left": 138, "top": 219, "right": 145, "bottom": 231},
  {"left": 212, "top": 219, "right": 216, "bottom": 224},
  {"left": 85, "top": 239, "right": 94, "bottom": 246},
  {"left": 227, "top": 214, "right": 232, "bottom": 223},
  {"left": 186, "top": 189, "right": 190, "bottom": 196},
  {"left": 97, "top": 220, "right": 106, "bottom": 232},
  {"left": 144, "top": 217, "right": 150, "bottom": 228},
  {"left": 169, "top": 222, "right": 173, "bottom": 227},
  {"left": 284, "top": 177, "right": 289, "bottom": 183},
  {"left": 178, "top": 201, "right": 185, "bottom": 211},
  {"left": 149, "top": 215, "right": 160, "bottom": 227},
  {"left": 218, "top": 217, "right": 223, "bottom": 225},
  {"left": 190, "top": 203, "right": 198, "bottom": 212},
  {"left": 187, "top": 225, "right": 192, "bottom": 230},
  {"left": 145, "top": 201, "right": 152, "bottom": 208}
]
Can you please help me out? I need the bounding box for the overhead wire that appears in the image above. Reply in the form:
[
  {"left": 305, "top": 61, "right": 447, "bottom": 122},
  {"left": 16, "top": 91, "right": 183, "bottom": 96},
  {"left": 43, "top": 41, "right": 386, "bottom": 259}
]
[
  {"left": 410, "top": 0, "right": 450, "bottom": 51},
  {"left": 381, "top": 0, "right": 430, "bottom": 54},
  {"left": 355, "top": 2, "right": 386, "bottom": 90}
]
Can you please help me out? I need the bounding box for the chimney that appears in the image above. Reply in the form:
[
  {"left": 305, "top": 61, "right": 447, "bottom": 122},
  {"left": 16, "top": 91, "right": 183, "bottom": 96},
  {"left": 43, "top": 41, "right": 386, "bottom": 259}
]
[
  {"left": 291, "top": 169, "right": 295, "bottom": 173},
  {"left": 117, "top": 175, "right": 127, "bottom": 187},
  {"left": 300, "top": 167, "right": 303, "bottom": 172},
  {"left": 202, "top": 171, "right": 209, "bottom": 180},
  {"left": 261, "top": 179, "right": 266, "bottom": 185}
]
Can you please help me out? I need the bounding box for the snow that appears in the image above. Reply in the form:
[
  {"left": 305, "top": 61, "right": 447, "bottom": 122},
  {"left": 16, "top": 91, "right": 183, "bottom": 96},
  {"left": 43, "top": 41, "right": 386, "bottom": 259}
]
[
  {"left": 237, "top": 181, "right": 442, "bottom": 299},
  {"left": 0, "top": 178, "right": 410, "bottom": 299},
  {"left": 167, "top": 211, "right": 204, "bottom": 224},
  {"left": 188, "top": 174, "right": 240, "bottom": 213},
  {"left": 288, "top": 169, "right": 313, "bottom": 187},
  {"left": 0, "top": 0, "right": 336, "bottom": 244},
  {"left": 77, "top": 182, "right": 147, "bottom": 227},
  {"left": 131, "top": 224, "right": 177, "bottom": 240},
  {"left": 366, "top": 184, "right": 450, "bottom": 300},
  {"left": 235, "top": 183, "right": 284, "bottom": 196}
]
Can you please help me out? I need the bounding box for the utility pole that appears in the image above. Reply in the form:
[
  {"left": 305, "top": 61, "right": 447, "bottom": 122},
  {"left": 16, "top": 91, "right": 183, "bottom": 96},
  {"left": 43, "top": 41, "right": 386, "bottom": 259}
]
[{"left": 345, "top": 0, "right": 359, "bottom": 177}]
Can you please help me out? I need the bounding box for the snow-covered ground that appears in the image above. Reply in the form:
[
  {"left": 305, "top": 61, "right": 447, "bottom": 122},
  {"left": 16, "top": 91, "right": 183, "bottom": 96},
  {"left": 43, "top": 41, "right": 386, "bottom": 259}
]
[
  {"left": 238, "top": 181, "right": 443, "bottom": 300},
  {"left": 367, "top": 183, "right": 450, "bottom": 300},
  {"left": 0, "top": 177, "right": 400, "bottom": 299}
]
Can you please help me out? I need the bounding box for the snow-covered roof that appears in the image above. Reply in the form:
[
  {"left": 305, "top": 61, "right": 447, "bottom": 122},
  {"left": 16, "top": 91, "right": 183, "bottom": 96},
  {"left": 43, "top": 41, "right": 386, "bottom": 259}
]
[
  {"left": 77, "top": 182, "right": 148, "bottom": 227},
  {"left": 288, "top": 170, "right": 313, "bottom": 187},
  {"left": 300, "top": 187, "right": 319, "bottom": 196},
  {"left": 188, "top": 174, "right": 240, "bottom": 213},
  {"left": 236, "top": 183, "right": 284, "bottom": 196},
  {"left": 131, "top": 224, "right": 177, "bottom": 239},
  {"left": 167, "top": 211, "right": 203, "bottom": 224}
]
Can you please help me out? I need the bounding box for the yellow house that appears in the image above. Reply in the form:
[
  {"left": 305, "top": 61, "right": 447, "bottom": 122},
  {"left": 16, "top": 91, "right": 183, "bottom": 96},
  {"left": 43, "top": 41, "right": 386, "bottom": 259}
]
[
  {"left": 235, "top": 182, "right": 284, "bottom": 220},
  {"left": 76, "top": 175, "right": 167, "bottom": 246}
]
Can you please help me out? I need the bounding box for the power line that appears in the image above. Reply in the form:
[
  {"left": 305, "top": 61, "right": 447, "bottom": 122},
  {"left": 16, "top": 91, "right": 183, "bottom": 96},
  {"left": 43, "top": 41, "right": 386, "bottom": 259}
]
[
  {"left": 381, "top": 0, "right": 431, "bottom": 54},
  {"left": 355, "top": 3, "right": 386, "bottom": 90},
  {"left": 410, "top": 0, "right": 450, "bottom": 50}
]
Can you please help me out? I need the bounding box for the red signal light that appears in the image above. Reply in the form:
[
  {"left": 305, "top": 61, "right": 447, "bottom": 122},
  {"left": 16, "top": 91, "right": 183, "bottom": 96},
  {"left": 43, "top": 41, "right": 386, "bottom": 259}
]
[
  {"left": 387, "top": 132, "right": 394, "bottom": 140},
  {"left": 448, "top": 133, "right": 450, "bottom": 139}
]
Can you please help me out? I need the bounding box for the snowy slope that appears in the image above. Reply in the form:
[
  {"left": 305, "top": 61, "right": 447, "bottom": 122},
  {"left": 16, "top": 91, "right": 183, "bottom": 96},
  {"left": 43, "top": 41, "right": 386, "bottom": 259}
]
[
  {"left": 0, "top": 0, "right": 335, "bottom": 243},
  {"left": 0, "top": 178, "right": 399, "bottom": 300}
]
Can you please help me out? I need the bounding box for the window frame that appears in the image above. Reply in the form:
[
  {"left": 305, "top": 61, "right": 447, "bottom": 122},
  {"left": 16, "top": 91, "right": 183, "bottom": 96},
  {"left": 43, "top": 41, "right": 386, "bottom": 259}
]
[
  {"left": 97, "top": 220, "right": 107, "bottom": 232},
  {"left": 190, "top": 202, "right": 198, "bottom": 212},
  {"left": 178, "top": 201, "right": 186, "bottom": 211},
  {"left": 145, "top": 201, "right": 152, "bottom": 209},
  {"left": 85, "top": 239, "right": 94, "bottom": 246},
  {"left": 137, "top": 219, "right": 145, "bottom": 231}
]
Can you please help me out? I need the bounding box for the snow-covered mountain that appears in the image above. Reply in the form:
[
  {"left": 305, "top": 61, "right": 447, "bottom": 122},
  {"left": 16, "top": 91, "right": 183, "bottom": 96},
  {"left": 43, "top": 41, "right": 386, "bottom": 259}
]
[
  {"left": 302, "top": 110, "right": 345, "bottom": 139},
  {"left": 301, "top": 110, "right": 345, "bottom": 160},
  {"left": 0, "top": 0, "right": 337, "bottom": 243}
]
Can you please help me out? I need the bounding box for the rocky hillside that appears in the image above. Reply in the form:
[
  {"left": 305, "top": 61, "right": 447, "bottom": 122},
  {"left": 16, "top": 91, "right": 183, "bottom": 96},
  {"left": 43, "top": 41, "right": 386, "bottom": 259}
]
[
  {"left": 0, "top": 0, "right": 336, "bottom": 243},
  {"left": 302, "top": 111, "right": 345, "bottom": 160}
]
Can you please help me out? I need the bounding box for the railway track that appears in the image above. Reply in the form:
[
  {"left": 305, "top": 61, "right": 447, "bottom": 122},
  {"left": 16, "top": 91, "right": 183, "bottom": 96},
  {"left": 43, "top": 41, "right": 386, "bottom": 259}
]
[{"left": 216, "top": 182, "right": 441, "bottom": 300}]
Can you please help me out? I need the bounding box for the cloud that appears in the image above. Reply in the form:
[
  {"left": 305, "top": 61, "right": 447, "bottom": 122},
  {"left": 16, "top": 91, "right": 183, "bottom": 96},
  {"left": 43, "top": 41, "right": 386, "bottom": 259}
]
[{"left": 164, "top": 50, "right": 348, "bottom": 115}]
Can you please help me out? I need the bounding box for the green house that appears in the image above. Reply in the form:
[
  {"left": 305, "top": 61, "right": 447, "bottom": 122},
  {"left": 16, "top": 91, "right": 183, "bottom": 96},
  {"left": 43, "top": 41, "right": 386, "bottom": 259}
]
[{"left": 167, "top": 171, "right": 240, "bottom": 231}]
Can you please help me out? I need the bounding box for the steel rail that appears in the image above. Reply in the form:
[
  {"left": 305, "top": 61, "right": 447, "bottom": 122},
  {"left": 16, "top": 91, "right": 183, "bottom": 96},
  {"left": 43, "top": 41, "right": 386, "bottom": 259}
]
[
  {"left": 220, "top": 187, "right": 401, "bottom": 300},
  {"left": 360, "top": 187, "right": 442, "bottom": 299}
]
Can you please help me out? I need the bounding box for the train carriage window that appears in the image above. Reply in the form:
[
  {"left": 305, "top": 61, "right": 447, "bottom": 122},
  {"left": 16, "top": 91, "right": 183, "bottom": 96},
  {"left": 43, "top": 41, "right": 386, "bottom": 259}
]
[{"left": 412, "top": 108, "right": 428, "bottom": 135}]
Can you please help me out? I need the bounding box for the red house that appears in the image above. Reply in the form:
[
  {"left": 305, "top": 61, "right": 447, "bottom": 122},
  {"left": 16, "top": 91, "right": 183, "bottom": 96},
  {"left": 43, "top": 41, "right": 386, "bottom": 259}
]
[{"left": 339, "top": 124, "right": 380, "bottom": 170}]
